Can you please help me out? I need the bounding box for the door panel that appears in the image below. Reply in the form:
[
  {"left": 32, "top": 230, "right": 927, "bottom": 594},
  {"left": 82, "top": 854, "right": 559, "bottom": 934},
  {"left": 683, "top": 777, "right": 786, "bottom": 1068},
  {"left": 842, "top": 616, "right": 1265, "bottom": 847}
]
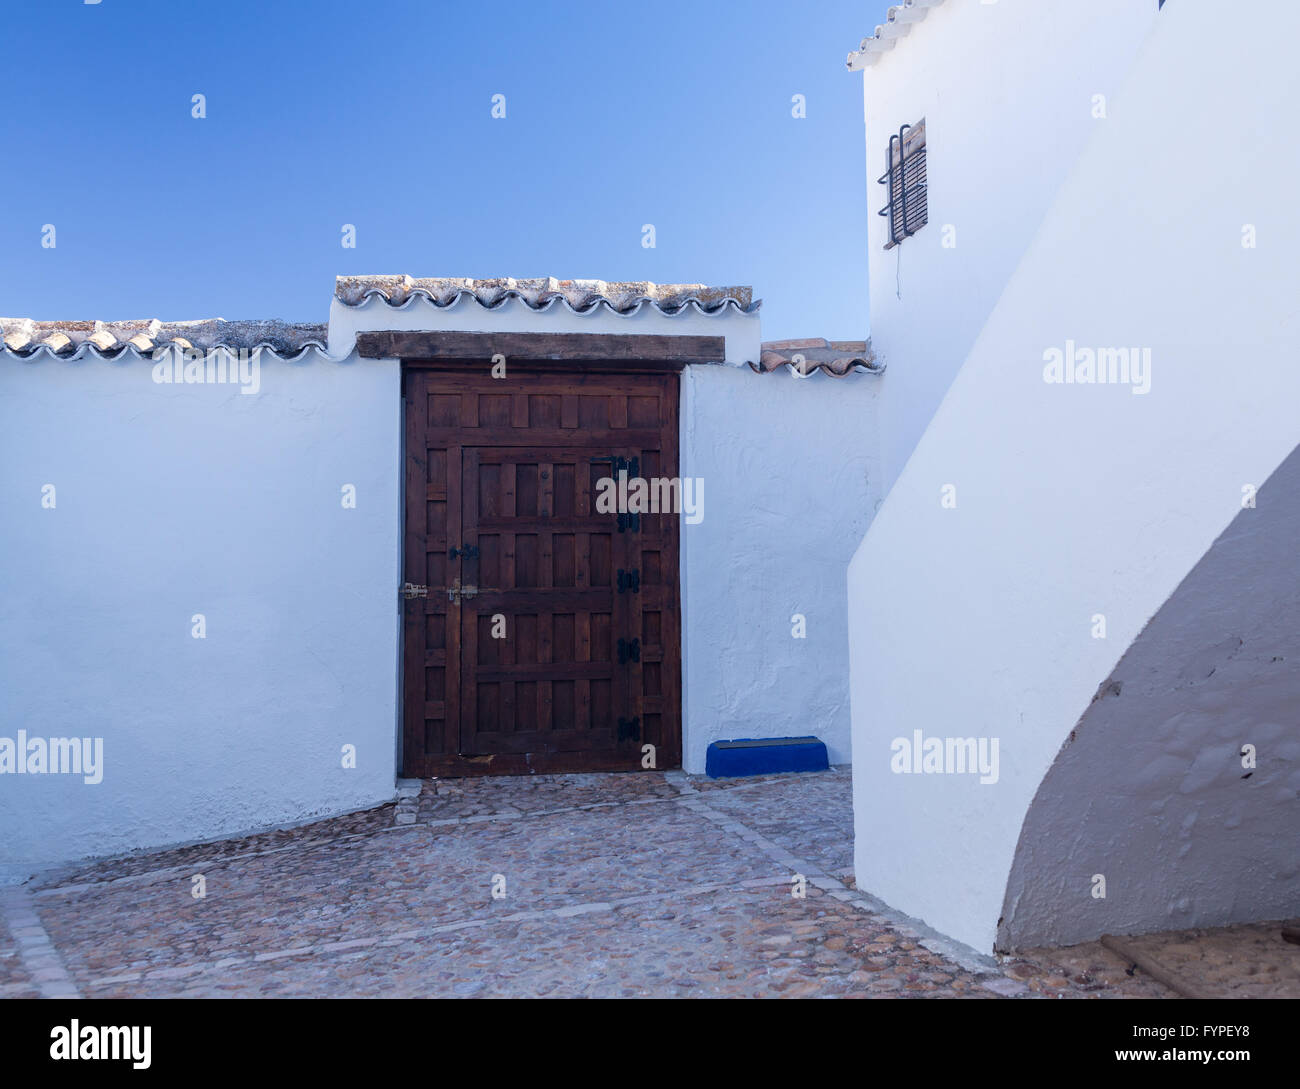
[
  {"left": 400, "top": 378, "right": 461, "bottom": 775},
  {"left": 459, "top": 446, "right": 629, "bottom": 756}
]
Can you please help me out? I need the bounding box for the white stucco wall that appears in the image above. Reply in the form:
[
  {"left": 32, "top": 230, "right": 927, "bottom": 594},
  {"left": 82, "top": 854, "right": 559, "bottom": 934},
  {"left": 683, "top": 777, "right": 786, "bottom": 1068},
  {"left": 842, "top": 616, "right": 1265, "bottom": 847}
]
[
  {"left": 861, "top": 0, "right": 1160, "bottom": 490},
  {"left": 849, "top": 0, "right": 1300, "bottom": 952},
  {"left": 1, "top": 279, "right": 878, "bottom": 872},
  {"left": 0, "top": 347, "right": 401, "bottom": 879},
  {"left": 680, "top": 364, "right": 881, "bottom": 772},
  {"left": 328, "top": 293, "right": 761, "bottom": 364}
]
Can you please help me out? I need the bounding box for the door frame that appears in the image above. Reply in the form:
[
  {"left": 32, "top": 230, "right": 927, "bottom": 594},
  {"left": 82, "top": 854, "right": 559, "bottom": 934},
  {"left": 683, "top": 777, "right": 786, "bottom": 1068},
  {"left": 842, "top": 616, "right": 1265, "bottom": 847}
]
[{"left": 373, "top": 330, "right": 720, "bottom": 777}]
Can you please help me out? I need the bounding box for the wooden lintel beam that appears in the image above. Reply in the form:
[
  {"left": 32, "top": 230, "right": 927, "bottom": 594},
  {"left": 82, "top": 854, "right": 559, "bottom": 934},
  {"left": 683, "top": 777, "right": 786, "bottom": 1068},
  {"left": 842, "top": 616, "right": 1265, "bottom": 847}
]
[{"left": 355, "top": 330, "right": 726, "bottom": 366}]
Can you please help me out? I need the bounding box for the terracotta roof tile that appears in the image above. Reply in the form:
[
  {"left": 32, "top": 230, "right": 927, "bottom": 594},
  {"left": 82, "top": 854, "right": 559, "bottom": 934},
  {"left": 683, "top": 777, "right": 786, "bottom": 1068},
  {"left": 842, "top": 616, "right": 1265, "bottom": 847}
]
[
  {"left": 755, "top": 338, "right": 882, "bottom": 378},
  {"left": 0, "top": 318, "right": 328, "bottom": 359}
]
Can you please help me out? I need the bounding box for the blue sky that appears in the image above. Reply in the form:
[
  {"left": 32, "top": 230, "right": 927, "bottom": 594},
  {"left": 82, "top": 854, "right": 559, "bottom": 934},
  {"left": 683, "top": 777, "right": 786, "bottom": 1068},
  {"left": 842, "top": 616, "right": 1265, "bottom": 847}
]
[{"left": 1, "top": 1, "right": 896, "bottom": 340}]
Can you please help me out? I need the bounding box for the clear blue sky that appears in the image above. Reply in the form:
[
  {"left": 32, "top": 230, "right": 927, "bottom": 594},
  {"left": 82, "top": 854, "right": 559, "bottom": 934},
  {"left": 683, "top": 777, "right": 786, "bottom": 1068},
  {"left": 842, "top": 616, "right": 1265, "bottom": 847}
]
[{"left": 0, "top": 1, "right": 896, "bottom": 341}]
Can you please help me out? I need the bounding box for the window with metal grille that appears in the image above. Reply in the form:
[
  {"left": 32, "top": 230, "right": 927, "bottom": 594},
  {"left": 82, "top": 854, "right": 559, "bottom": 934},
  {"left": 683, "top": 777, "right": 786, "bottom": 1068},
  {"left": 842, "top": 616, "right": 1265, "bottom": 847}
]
[{"left": 877, "top": 119, "right": 927, "bottom": 249}]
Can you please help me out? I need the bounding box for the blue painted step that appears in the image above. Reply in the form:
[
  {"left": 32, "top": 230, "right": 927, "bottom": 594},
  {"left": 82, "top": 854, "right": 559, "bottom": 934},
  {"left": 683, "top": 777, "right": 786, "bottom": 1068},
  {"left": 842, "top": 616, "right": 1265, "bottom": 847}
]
[{"left": 705, "top": 736, "right": 828, "bottom": 779}]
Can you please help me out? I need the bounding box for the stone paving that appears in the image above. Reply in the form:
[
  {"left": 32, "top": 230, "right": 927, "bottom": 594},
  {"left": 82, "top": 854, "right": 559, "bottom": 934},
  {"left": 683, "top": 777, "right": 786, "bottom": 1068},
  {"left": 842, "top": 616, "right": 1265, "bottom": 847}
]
[
  {"left": 2, "top": 767, "right": 1180, "bottom": 999},
  {"left": 1086, "top": 919, "right": 1300, "bottom": 999}
]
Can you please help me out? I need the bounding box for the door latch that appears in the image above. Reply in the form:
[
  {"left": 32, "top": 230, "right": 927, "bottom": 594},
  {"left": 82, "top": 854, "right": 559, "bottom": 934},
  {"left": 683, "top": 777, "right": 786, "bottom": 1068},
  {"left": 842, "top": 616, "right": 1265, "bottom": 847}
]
[
  {"left": 449, "top": 544, "right": 479, "bottom": 560},
  {"left": 617, "top": 637, "right": 641, "bottom": 664},
  {"left": 446, "top": 578, "right": 498, "bottom": 604},
  {"left": 402, "top": 583, "right": 428, "bottom": 599}
]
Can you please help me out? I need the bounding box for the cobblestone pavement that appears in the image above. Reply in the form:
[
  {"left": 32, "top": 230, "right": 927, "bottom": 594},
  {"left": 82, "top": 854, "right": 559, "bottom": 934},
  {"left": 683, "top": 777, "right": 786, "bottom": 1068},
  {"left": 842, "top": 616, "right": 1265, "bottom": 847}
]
[{"left": 2, "top": 767, "right": 1181, "bottom": 999}]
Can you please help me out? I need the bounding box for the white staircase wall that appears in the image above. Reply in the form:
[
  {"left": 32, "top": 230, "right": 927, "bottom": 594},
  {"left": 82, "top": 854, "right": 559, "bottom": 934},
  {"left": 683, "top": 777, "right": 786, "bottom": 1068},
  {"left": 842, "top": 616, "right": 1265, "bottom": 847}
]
[{"left": 849, "top": 0, "right": 1300, "bottom": 952}]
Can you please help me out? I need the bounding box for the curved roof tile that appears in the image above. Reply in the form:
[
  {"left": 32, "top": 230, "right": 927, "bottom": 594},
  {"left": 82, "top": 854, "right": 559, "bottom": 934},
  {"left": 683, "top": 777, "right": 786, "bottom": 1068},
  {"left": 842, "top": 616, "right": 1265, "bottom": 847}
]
[
  {"left": 847, "top": 0, "right": 946, "bottom": 70},
  {"left": 755, "top": 338, "right": 882, "bottom": 378},
  {"left": 1, "top": 318, "right": 329, "bottom": 360},
  {"left": 334, "top": 275, "right": 757, "bottom": 316}
]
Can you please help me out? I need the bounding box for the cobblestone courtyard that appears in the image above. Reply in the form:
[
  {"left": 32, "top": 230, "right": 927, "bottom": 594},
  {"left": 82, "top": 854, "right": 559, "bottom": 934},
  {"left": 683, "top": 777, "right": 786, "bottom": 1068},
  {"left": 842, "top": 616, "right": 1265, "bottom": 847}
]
[{"left": 0, "top": 768, "right": 1190, "bottom": 998}]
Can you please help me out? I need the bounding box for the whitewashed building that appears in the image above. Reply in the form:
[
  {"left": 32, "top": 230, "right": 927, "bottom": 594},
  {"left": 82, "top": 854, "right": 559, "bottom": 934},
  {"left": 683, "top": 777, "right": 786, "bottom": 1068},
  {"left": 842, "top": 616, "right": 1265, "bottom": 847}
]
[
  {"left": 7, "top": 0, "right": 1295, "bottom": 965},
  {"left": 1, "top": 278, "right": 882, "bottom": 878},
  {"left": 847, "top": 0, "right": 1300, "bottom": 952}
]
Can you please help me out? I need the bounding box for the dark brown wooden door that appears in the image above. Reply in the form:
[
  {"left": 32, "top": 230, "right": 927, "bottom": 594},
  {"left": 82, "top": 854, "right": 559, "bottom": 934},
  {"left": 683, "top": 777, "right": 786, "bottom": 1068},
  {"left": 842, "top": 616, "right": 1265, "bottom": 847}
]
[{"left": 401, "top": 369, "right": 681, "bottom": 776}]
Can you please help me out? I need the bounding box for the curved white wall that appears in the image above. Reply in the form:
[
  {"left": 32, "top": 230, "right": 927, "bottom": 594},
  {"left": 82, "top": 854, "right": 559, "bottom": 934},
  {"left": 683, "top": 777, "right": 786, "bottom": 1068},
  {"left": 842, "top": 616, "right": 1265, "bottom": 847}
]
[
  {"left": 849, "top": 0, "right": 1300, "bottom": 952},
  {"left": 1000, "top": 446, "right": 1300, "bottom": 949}
]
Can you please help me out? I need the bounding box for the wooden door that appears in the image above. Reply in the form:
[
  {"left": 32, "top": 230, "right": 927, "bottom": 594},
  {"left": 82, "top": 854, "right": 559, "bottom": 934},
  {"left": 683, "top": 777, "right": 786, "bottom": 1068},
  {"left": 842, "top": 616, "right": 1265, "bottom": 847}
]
[{"left": 401, "top": 368, "right": 681, "bottom": 776}]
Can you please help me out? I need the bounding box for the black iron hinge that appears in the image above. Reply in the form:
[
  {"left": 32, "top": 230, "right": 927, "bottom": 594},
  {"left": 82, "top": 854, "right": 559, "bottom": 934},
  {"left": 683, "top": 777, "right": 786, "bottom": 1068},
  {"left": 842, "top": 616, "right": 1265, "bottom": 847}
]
[
  {"left": 617, "top": 637, "right": 641, "bottom": 664},
  {"left": 617, "top": 568, "right": 640, "bottom": 594},
  {"left": 617, "top": 716, "right": 641, "bottom": 743},
  {"left": 591, "top": 455, "right": 642, "bottom": 532}
]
